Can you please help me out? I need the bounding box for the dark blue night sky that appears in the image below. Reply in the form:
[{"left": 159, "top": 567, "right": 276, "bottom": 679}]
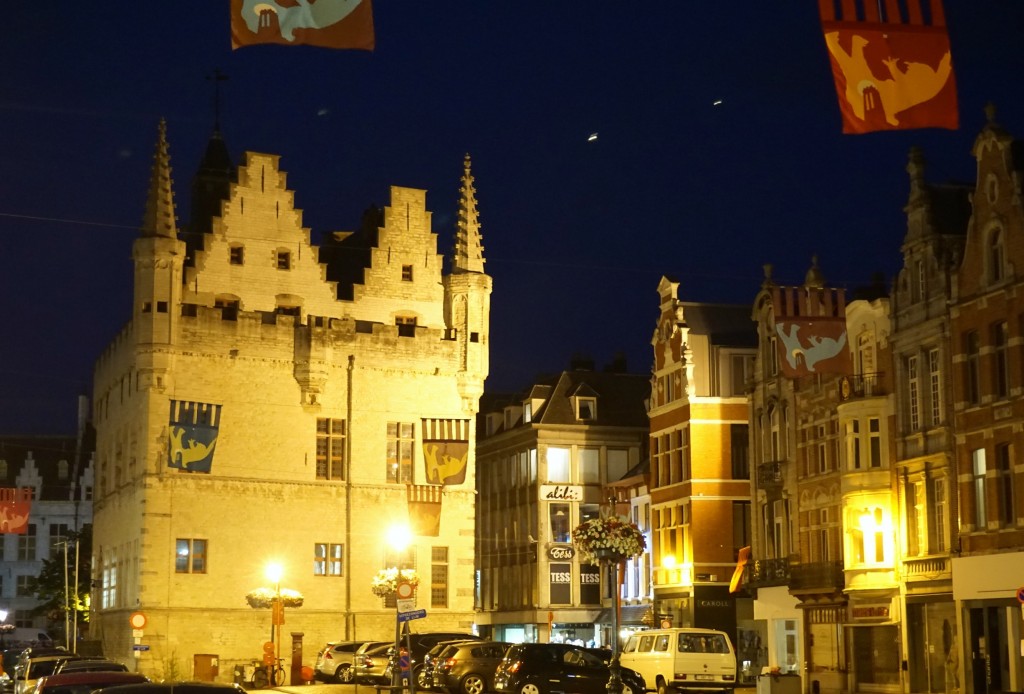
[{"left": 3, "top": 2, "right": 1024, "bottom": 433}]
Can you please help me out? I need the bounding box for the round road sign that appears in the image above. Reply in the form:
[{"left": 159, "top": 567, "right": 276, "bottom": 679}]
[
  {"left": 129, "top": 612, "right": 147, "bottom": 629},
  {"left": 396, "top": 581, "right": 414, "bottom": 600},
  {"left": 1016, "top": 586, "right": 1024, "bottom": 603}
]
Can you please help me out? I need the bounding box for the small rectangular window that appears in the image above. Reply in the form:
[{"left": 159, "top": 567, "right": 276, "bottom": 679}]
[
  {"left": 386, "top": 422, "right": 415, "bottom": 484},
  {"left": 396, "top": 316, "right": 417, "bottom": 337},
  {"left": 277, "top": 251, "right": 291, "bottom": 270},
  {"left": 157, "top": 301, "right": 168, "bottom": 313},
  {"left": 230, "top": 246, "right": 244, "bottom": 265},
  {"left": 402, "top": 265, "right": 413, "bottom": 281},
  {"left": 577, "top": 398, "right": 596, "bottom": 420},
  {"left": 175, "top": 538, "right": 207, "bottom": 574},
  {"left": 316, "top": 419, "right": 345, "bottom": 481},
  {"left": 314, "top": 543, "right": 343, "bottom": 576},
  {"left": 431, "top": 546, "right": 448, "bottom": 608}
]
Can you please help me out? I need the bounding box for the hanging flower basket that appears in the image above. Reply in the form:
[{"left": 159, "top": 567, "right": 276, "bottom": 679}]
[
  {"left": 245, "top": 587, "right": 304, "bottom": 609},
  {"left": 371, "top": 568, "right": 420, "bottom": 599},
  {"left": 0, "top": 624, "right": 14, "bottom": 634},
  {"left": 572, "top": 515, "right": 647, "bottom": 565}
]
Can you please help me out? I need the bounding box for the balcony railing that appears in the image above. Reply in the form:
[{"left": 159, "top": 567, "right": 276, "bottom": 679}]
[
  {"left": 789, "top": 560, "right": 845, "bottom": 592},
  {"left": 744, "top": 557, "right": 791, "bottom": 588},
  {"left": 756, "top": 461, "right": 784, "bottom": 489},
  {"left": 902, "top": 556, "right": 950, "bottom": 580},
  {"left": 839, "top": 372, "right": 887, "bottom": 400}
]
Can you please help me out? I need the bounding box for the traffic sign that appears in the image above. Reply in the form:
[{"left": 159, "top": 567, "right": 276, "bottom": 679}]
[
  {"left": 396, "top": 582, "right": 414, "bottom": 600},
  {"left": 133, "top": 645, "right": 150, "bottom": 651},
  {"left": 398, "top": 608, "right": 427, "bottom": 623},
  {"left": 129, "top": 612, "right": 147, "bottom": 629},
  {"left": 1016, "top": 586, "right": 1024, "bottom": 603},
  {"left": 396, "top": 598, "right": 416, "bottom": 613}
]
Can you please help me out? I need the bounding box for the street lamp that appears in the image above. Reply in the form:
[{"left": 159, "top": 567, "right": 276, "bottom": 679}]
[
  {"left": 387, "top": 524, "right": 412, "bottom": 693},
  {"left": 265, "top": 562, "right": 283, "bottom": 684}
]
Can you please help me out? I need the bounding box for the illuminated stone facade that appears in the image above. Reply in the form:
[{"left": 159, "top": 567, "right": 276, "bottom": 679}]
[
  {"left": 91, "top": 123, "right": 490, "bottom": 681},
  {"left": 647, "top": 278, "right": 756, "bottom": 652}
]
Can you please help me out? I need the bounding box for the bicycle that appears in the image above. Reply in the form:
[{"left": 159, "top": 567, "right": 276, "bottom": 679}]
[{"left": 251, "top": 658, "right": 286, "bottom": 688}]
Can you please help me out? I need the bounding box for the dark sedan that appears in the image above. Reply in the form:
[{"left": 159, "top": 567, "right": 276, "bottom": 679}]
[{"left": 494, "top": 643, "right": 645, "bottom": 694}]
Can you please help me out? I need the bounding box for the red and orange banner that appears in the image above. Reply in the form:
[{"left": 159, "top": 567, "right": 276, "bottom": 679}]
[
  {"left": 773, "top": 286, "right": 852, "bottom": 378},
  {"left": 0, "top": 488, "right": 32, "bottom": 534},
  {"left": 819, "top": 0, "right": 958, "bottom": 133},
  {"left": 231, "top": 0, "right": 375, "bottom": 51}
]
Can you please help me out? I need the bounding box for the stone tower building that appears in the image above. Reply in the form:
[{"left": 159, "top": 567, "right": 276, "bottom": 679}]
[{"left": 91, "top": 122, "right": 491, "bottom": 679}]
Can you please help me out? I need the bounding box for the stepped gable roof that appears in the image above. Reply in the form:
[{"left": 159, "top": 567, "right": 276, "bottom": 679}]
[
  {"left": 677, "top": 301, "right": 757, "bottom": 348},
  {"left": 0, "top": 435, "right": 85, "bottom": 501},
  {"left": 532, "top": 370, "right": 650, "bottom": 428}
]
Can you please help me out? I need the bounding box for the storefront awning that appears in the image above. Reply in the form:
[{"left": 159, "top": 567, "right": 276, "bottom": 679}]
[{"left": 596, "top": 604, "right": 652, "bottom": 625}]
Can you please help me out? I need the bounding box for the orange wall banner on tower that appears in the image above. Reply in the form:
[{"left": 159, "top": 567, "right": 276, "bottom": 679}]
[
  {"left": 231, "top": 0, "right": 375, "bottom": 51},
  {"left": 819, "top": 0, "right": 958, "bottom": 133},
  {"left": 0, "top": 488, "right": 32, "bottom": 534}
]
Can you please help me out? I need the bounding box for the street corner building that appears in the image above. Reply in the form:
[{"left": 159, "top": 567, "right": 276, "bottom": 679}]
[{"left": 90, "top": 121, "right": 491, "bottom": 679}]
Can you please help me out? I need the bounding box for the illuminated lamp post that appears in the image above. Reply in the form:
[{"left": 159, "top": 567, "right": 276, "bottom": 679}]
[
  {"left": 266, "top": 563, "right": 283, "bottom": 684},
  {"left": 387, "top": 524, "right": 413, "bottom": 694}
]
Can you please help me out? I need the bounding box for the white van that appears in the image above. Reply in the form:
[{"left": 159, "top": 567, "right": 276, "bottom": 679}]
[{"left": 620, "top": 627, "right": 737, "bottom": 694}]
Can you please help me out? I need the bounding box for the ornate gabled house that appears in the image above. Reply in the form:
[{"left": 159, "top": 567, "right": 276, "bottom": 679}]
[
  {"left": 747, "top": 259, "right": 896, "bottom": 694},
  {"left": 947, "top": 106, "right": 1024, "bottom": 694},
  {"left": 647, "top": 278, "right": 756, "bottom": 658},
  {"left": 890, "top": 147, "right": 968, "bottom": 694},
  {"left": 91, "top": 122, "right": 490, "bottom": 680},
  {"left": 475, "top": 361, "right": 650, "bottom": 646}
]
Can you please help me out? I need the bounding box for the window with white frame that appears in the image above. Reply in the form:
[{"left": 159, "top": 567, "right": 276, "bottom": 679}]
[
  {"left": 869, "top": 418, "right": 882, "bottom": 468},
  {"left": 549, "top": 503, "right": 570, "bottom": 543},
  {"left": 848, "top": 420, "right": 862, "bottom": 470},
  {"left": 175, "top": 538, "right": 207, "bottom": 574},
  {"left": 928, "top": 348, "right": 942, "bottom": 425},
  {"left": 314, "top": 543, "right": 343, "bottom": 576},
  {"left": 17, "top": 524, "right": 36, "bottom": 561},
  {"left": 816, "top": 425, "right": 828, "bottom": 474},
  {"left": 972, "top": 448, "right": 987, "bottom": 529},
  {"left": 606, "top": 448, "right": 629, "bottom": 484},
  {"left": 386, "top": 422, "right": 414, "bottom": 484},
  {"left": 576, "top": 397, "right": 597, "bottom": 421},
  {"left": 431, "top": 546, "right": 449, "bottom": 608},
  {"left": 546, "top": 447, "right": 570, "bottom": 483},
  {"left": 995, "top": 443, "right": 1014, "bottom": 527},
  {"left": 522, "top": 402, "right": 532, "bottom": 423},
  {"left": 934, "top": 477, "right": 948, "bottom": 553},
  {"left": 907, "top": 354, "right": 920, "bottom": 430},
  {"left": 579, "top": 448, "right": 600, "bottom": 484},
  {"left": 906, "top": 479, "right": 925, "bottom": 556}
]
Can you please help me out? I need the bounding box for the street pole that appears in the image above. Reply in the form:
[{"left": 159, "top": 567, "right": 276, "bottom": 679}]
[
  {"left": 606, "top": 559, "right": 622, "bottom": 694},
  {"left": 62, "top": 542, "right": 70, "bottom": 650}
]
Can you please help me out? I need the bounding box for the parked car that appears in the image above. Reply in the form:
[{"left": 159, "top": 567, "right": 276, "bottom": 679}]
[
  {"left": 433, "top": 641, "right": 510, "bottom": 694},
  {"left": 1, "top": 649, "right": 25, "bottom": 694},
  {"left": 32, "top": 670, "right": 148, "bottom": 694},
  {"left": 494, "top": 643, "right": 645, "bottom": 694},
  {"left": 97, "top": 683, "right": 245, "bottom": 694},
  {"left": 52, "top": 659, "right": 128, "bottom": 676},
  {"left": 314, "top": 641, "right": 386, "bottom": 683},
  {"left": 385, "top": 633, "right": 483, "bottom": 687},
  {"left": 354, "top": 644, "right": 393, "bottom": 686},
  {"left": 418, "top": 640, "right": 479, "bottom": 691},
  {"left": 13, "top": 650, "right": 78, "bottom": 694}
]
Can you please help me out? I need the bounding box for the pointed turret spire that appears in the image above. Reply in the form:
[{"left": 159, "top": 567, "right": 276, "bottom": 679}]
[
  {"left": 141, "top": 119, "right": 178, "bottom": 239},
  {"left": 453, "top": 154, "right": 485, "bottom": 273}
]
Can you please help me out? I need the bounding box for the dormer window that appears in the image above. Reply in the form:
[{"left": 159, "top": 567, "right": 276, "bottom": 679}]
[
  {"left": 523, "top": 402, "right": 532, "bottom": 423},
  {"left": 576, "top": 397, "right": 597, "bottom": 421}
]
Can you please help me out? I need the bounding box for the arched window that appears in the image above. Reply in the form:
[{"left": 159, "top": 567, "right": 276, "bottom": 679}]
[{"left": 989, "top": 228, "right": 1005, "bottom": 283}]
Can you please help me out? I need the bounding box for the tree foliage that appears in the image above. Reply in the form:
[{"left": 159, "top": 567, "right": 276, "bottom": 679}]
[{"left": 33, "top": 525, "right": 92, "bottom": 630}]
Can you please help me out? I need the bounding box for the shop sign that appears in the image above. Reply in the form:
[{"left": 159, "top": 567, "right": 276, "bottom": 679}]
[
  {"left": 540, "top": 485, "right": 583, "bottom": 501},
  {"left": 548, "top": 545, "right": 575, "bottom": 560},
  {"left": 851, "top": 605, "right": 890, "bottom": 620}
]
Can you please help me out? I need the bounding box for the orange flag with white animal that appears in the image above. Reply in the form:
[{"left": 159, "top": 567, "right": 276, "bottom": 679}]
[{"left": 819, "top": 0, "right": 958, "bottom": 133}]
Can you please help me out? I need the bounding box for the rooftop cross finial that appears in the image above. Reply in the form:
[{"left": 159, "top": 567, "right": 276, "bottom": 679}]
[{"left": 207, "top": 68, "right": 229, "bottom": 132}]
